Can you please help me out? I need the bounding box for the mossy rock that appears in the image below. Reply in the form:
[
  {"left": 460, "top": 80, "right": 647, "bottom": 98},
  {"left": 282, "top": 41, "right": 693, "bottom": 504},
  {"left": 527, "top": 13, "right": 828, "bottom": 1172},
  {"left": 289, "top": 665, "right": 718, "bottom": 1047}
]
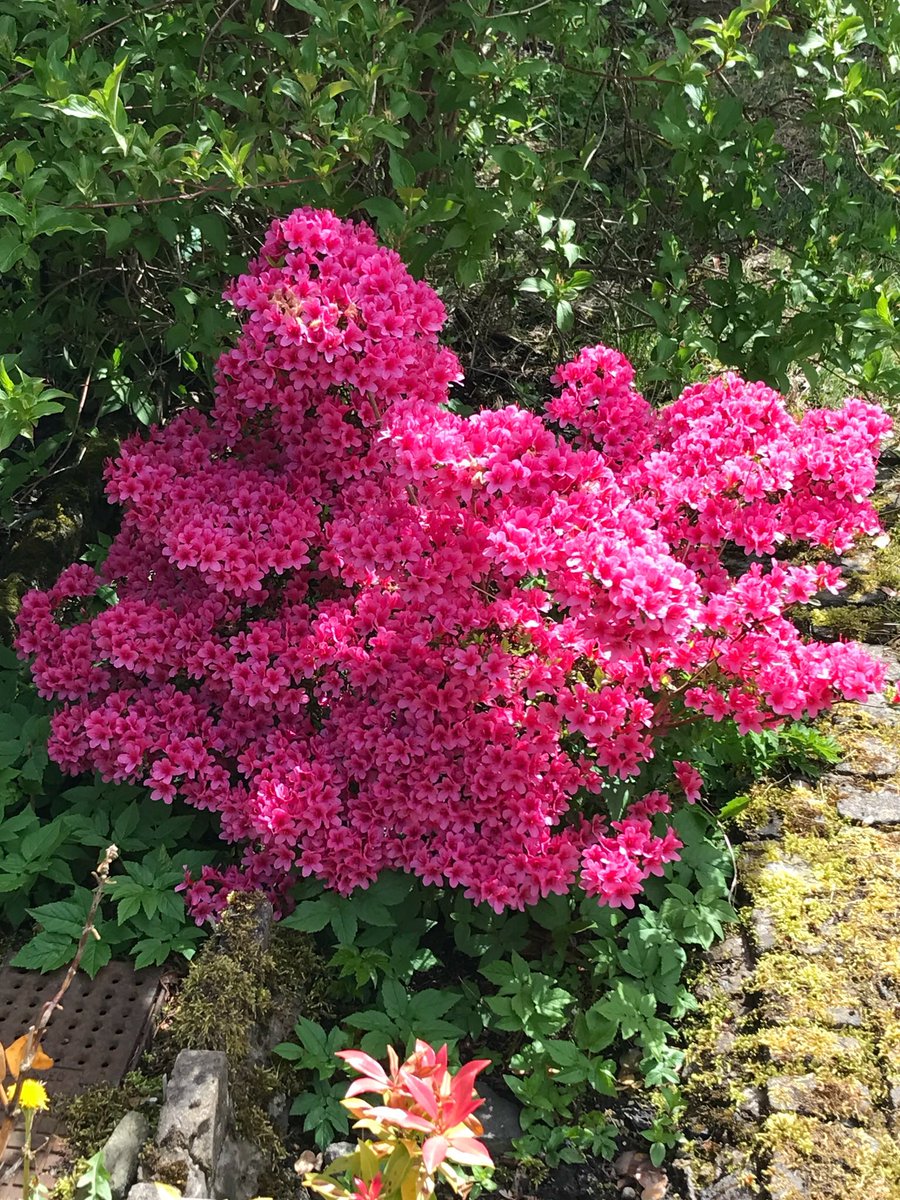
[
  {"left": 150, "top": 891, "right": 329, "bottom": 1162},
  {"left": 681, "top": 764, "right": 900, "bottom": 1196}
]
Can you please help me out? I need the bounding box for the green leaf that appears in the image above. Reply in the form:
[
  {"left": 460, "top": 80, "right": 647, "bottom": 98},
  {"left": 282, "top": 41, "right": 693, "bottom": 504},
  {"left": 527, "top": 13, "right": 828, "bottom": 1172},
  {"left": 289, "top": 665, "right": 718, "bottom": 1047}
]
[
  {"left": 32, "top": 208, "right": 98, "bottom": 237},
  {"left": 718, "top": 793, "right": 751, "bottom": 820},
  {"left": 76, "top": 1151, "right": 113, "bottom": 1200},
  {"left": 490, "top": 145, "right": 526, "bottom": 176},
  {"left": 0, "top": 232, "right": 25, "bottom": 274},
  {"left": 53, "top": 96, "right": 106, "bottom": 121},
  {"left": 12, "top": 931, "right": 75, "bottom": 972},
  {"left": 273, "top": 1041, "right": 305, "bottom": 1061},
  {"left": 360, "top": 197, "right": 405, "bottom": 231},
  {"left": 105, "top": 215, "right": 133, "bottom": 253},
  {"left": 556, "top": 299, "right": 574, "bottom": 332},
  {"left": 280, "top": 899, "right": 332, "bottom": 933}
]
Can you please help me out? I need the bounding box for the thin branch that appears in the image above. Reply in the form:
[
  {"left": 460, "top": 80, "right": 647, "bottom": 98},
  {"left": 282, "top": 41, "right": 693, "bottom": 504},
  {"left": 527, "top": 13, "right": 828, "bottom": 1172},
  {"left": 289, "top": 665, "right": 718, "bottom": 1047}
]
[{"left": 67, "top": 169, "right": 345, "bottom": 210}]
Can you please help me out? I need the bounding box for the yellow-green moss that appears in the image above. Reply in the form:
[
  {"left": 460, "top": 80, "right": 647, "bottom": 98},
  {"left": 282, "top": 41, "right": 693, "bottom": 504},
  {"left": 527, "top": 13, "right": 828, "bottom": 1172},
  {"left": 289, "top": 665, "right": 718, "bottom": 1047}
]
[
  {"left": 809, "top": 601, "right": 900, "bottom": 643},
  {"left": 760, "top": 1114, "right": 900, "bottom": 1200},
  {"left": 150, "top": 892, "right": 328, "bottom": 1162},
  {"left": 55, "top": 1072, "right": 162, "bottom": 1158},
  {"left": 682, "top": 745, "right": 900, "bottom": 1195},
  {"left": 139, "top": 1143, "right": 189, "bottom": 1191},
  {"left": 850, "top": 534, "right": 900, "bottom": 595}
]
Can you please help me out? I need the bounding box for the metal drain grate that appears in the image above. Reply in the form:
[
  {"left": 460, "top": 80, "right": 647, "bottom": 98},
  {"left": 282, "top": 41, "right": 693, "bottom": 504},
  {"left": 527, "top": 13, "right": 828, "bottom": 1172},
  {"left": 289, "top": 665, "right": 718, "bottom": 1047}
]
[{"left": 0, "top": 961, "right": 163, "bottom": 1198}]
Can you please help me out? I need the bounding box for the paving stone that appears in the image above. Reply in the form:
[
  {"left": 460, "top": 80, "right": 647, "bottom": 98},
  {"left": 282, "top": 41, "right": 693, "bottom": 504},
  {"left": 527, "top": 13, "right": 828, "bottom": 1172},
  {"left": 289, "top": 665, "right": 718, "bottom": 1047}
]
[{"left": 831, "top": 777, "right": 900, "bottom": 825}]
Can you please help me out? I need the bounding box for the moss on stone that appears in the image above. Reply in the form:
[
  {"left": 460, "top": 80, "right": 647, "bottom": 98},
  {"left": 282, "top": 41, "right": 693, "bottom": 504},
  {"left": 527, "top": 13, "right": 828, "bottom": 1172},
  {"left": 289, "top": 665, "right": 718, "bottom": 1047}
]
[
  {"left": 809, "top": 601, "right": 900, "bottom": 644},
  {"left": 760, "top": 1114, "right": 900, "bottom": 1200},
  {"left": 151, "top": 891, "right": 329, "bottom": 1164},
  {"left": 139, "top": 1143, "right": 189, "bottom": 1191},
  {"left": 55, "top": 1072, "right": 162, "bottom": 1158},
  {"left": 681, "top": 744, "right": 900, "bottom": 1196}
]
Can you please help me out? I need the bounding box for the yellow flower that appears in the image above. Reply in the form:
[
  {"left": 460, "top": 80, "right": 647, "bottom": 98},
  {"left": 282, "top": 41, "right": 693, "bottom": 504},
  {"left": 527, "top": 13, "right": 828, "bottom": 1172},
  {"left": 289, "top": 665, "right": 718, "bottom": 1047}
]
[{"left": 18, "top": 1079, "right": 49, "bottom": 1112}]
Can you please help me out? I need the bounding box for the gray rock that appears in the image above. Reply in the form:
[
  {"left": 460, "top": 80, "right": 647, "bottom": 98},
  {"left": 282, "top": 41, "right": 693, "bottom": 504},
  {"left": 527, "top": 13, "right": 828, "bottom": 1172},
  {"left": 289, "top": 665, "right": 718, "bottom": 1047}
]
[
  {"left": 825, "top": 1004, "right": 863, "bottom": 1028},
  {"left": 699, "top": 1175, "right": 758, "bottom": 1200},
  {"left": 766, "top": 1151, "right": 808, "bottom": 1200},
  {"left": 733, "top": 1087, "right": 763, "bottom": 1122},
  {"left": 750, "top": 905, "right": 778, "bottom": 953},
  {"left": 767, "top": 1073, "right": 872, "bottom": 1120},
  {"left": 127, "top": 1187, "right": 186, "bottom": 1200},
  {"left": 832, "top": 778, "right": 900, "bottom": 825},
  {"left": 855, "top": 643, "right": 900, "bottom": 682},
  {"left": 212, "top": 1132, "right": 266, "bottom": 1200},
  {"left": 475, "top": 1082, "right": 522, "bottom": 1153},
  {"left": 182, "top": 1163, "right": 209, "bottom": 1199},
  {"left": 323, "top": 1141, "right": 356, "bottom": 1166},
  {"left": 157, "top": 1050, "right": 229, "bottom": 1180},
  {"left": 767, "top": 1073, "right": 821, "bottom": 1115},
  {"left": 104, "top": 1111, "right": 150, "bottom": 1200}
]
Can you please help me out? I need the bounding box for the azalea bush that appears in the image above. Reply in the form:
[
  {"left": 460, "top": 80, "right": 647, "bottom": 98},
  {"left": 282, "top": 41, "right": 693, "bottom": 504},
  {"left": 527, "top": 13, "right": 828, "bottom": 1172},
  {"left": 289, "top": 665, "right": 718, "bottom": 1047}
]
[
  {"left": 304, "top": 1040, "right": 493, "bottom": 1200},
  {"left": 14, "top": 208, "right": 891, "bottom": 918}
]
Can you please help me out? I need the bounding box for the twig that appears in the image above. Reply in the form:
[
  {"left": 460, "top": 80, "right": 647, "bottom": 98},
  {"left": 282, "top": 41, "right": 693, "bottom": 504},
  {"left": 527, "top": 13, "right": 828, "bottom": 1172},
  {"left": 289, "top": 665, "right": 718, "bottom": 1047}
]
[{"left": 67, "top": 168, "right": 348, "bottom": 210}]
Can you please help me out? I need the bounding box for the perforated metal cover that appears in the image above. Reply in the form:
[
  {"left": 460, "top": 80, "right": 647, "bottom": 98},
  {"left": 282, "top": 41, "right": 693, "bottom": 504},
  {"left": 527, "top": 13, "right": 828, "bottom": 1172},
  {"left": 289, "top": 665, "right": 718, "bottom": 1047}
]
[{"left": 0, "top": 961, "right": 163, "bottom": 1198}]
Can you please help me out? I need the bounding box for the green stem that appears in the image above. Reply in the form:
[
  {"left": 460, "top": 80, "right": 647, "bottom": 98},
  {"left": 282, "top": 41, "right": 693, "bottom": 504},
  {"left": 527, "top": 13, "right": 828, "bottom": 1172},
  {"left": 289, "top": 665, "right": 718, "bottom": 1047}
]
[{"left": 22, "top": 1108, "right": 34, "bottom": 1200}]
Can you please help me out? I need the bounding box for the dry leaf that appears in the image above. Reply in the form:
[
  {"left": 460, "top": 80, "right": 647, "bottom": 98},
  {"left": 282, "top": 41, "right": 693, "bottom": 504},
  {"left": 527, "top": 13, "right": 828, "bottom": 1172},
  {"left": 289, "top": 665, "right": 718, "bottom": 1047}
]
[
  {"left": 5, "top": 1035, "right": 54, "bottom": 1080},
  {"left": 294, "top": 1150, "right": 321, "bottom": 1175},
  {"left": 614, "top": 1150, "right": 668, "bottom": 1200},
  {"left": 0, "top": 1042, "right": 6, "bottom": 1085}
]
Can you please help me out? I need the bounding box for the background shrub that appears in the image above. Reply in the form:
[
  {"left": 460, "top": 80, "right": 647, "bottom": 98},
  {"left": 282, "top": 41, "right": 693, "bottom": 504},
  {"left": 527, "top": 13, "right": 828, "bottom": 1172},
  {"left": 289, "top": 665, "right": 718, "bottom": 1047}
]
[{"left": 1, "top": 0, "right": 898, "bottom": 519}]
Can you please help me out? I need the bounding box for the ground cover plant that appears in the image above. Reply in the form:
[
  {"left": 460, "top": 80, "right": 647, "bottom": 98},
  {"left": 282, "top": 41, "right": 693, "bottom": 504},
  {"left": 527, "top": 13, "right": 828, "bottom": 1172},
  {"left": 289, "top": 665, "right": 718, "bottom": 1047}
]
[{"left": 0, "top": 640, "right": 214, "bottom": 972}]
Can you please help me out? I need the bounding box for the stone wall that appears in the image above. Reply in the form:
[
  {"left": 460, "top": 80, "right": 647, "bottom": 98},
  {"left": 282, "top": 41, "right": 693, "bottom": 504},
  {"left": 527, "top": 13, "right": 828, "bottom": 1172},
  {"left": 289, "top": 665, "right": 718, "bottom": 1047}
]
[{"left": 678, "top": 647, "right": 900, "bottom": 1200}]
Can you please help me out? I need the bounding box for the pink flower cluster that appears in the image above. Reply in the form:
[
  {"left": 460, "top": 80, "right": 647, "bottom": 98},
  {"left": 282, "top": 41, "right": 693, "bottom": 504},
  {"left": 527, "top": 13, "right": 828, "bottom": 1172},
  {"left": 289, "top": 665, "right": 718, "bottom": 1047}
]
[{"left": 15, "top": 208, "right": 890, "bottom": 919}]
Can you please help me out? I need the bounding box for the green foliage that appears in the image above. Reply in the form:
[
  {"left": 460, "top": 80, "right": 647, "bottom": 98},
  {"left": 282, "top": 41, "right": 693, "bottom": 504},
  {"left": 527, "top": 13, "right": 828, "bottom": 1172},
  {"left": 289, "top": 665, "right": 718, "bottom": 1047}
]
[
  {"left": 0, "top": 359, "right": 69, "bottom": 454},
  {"left": 272, "top": 704, "right": 840, "bottom": 1164},
  {"left": 273, "top": 799, "right": 737, "bottom": 1166},
  {"left": 519, "top": 215, "right": 594, "bottom": 338},
  {"left": 73, "top": 1152, "right": 112, "bottom": 1200},
  {"left": 274, "top": 1017, "right": 351, "bottom": 1150},
  {"left": 1, "top": 0, "right": 898, "bottom": 530},
  {"left": 0, "top": 641, "right": 214, "bottom": 973},
  {"left": 667, "top": 717, "right": 842, "bottom": 804}
]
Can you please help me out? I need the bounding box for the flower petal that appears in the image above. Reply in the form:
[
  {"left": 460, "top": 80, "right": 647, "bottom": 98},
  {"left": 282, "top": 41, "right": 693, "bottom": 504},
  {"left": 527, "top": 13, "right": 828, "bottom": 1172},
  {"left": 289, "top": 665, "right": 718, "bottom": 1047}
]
[
  {"left": 400, "top": 1069, "right": 440, "bottom": 1118},
  {"left": 422, "top": 1136, "right": 449, "bottom": 1174},
  {"left": 337, "top": 1050, "right": 390, "bottom": 1084},
  {"left": 365, "top": 1105, "right": 434, "bottom": 1133},
  {"left": 446, "top": 1136, "right": 494, "bottom": 1167}
]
